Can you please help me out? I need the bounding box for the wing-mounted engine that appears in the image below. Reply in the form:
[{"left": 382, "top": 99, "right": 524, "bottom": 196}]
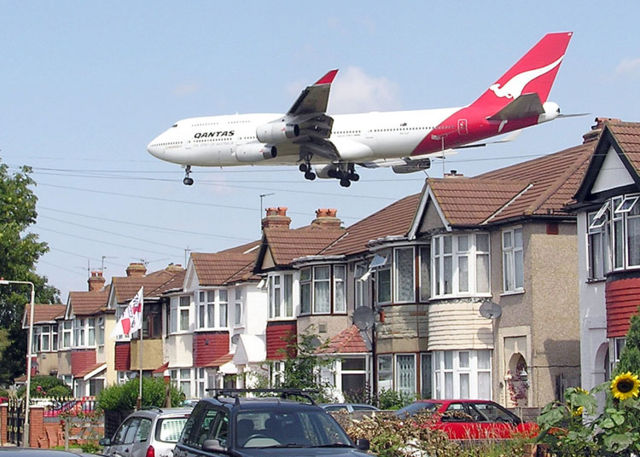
[
  {"left": 392, "top": 157, "right": 431, "bottom": 174},
  {"left": 256, "top": 121, "right": 300, "bottom": 144},
  {"left": 234, "top": 143, "right": 277, "bottom": 163}
]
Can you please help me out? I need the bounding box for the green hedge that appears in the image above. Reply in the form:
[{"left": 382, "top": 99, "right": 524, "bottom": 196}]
[{"left": 98, "top": 377, "right": 184, "bottom": 411}]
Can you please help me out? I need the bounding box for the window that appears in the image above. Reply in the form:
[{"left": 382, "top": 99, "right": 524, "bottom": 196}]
[
  {"left": 313, "top": 266, "right": 331, "bottom": 313},
  {"left": 419, "top": 246, "right": 431, "bottom": 302},
  {"left": 197, "top": 367, "right": 207, "bottom": 398},
  {"left": 433, "top": 350, "right": 492, "bottom": 400},
  {"left": 179, "top": 296, "right": 191, "bottom": 331},
  {"left": 171, "top": 368, "right": 193, "bottom": 398},
  {"left": 394, "top": 247, "right": 415, "bottom": 302},
  {"left": 87, "top": 318, "right": 95, "bottom": 346},
  {"left": 354, "top": 262, "right": 370, "bottom": 308},
  {"left": 377, "top": 257, "right": 391, "bottom": 304},
  {"left": 433, "top": 233, "right": 491, "bottom": 297},
  {"left": 41, "top": 325, "right": 50, "bottom": 351},
  {"left": 60, "top": 320, "right": 72, "bottom": 349},
  {"left": 396, "top": 354, "right": 416, "bottom": 396},
  {"left": 74, "top": 318, "right": 85, "bottom": 347},
  {"left": 300, "top": 269, "right": 311, "bottom": 314},
  {"left": 271, "top": 361, "right": 284, "bottom": 387},
  {"left": 377, "top": 355, "right": 393, "bottom": 392},
  {"left": 588, "top": 211, "right": 609, "bottom": 280},
  {"left": 334, "top": 265, "right": 346, "bottom": 313},
  {"left": 96, "top": 317, "right": 104, "bottom": 346},
  {"left": 502, "top": 228, "right": 523, "bottom": 292},
  {"left": 340, "top": 357, "right": 366, "bottom": 397},
  {"left": 234, "top": 288, "right": 243, "bottom": 326},
  {"left": 421, "top": 353, "right": 433, "bottom": 399},
  {"left": 219, "top": 290, "right": 228, "bottom": 327},
  {"left": 269, "top": 273, "right": 294, "bottom": 318},
  {"left": 52, "top": 324, "right": 58, "bottom": 351}
]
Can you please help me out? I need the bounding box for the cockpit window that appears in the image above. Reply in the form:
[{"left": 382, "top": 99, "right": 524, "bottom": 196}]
[{"left": 172, "top": 124, "right": 178, "bottom": 128}]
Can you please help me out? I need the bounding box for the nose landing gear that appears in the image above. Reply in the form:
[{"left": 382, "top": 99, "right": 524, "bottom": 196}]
[{"left": 183, "top": 165, "right": 194, "bottom": 186}]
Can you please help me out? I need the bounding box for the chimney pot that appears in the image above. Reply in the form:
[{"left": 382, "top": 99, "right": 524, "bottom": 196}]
[
  {"left": 88, "top": 270, "right": 106, "bottom": 291},
  {"left": 126, "top": 262, "right": 147, "bottom": 277},
  {"left": 312, "top": 208, "right": 341, "bottom": 228},
  {"left": 262, "top": 206, "right": 291, "bottom": 230}
]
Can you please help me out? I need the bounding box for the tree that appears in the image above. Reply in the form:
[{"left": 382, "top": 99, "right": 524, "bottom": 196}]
[
  {"left": 615, "top": 307, "right": 640, "bottom": 376},
  {"left": 0, "top": 160, "right": 59, "bottom": 386}
]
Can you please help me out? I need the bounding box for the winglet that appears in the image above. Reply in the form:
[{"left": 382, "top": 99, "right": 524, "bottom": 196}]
[{"left": 315, "top": 69, "right": 339, "bottom": 85}]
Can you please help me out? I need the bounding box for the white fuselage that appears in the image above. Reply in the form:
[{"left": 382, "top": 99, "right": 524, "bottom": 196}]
[{"left": 147, "top": 108, "right": 460, "bottom": 167}]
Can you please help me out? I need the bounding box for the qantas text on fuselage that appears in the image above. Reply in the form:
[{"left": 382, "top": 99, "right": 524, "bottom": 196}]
[{"left": 147, "top": 32, "right": 573, "bottom": 187}]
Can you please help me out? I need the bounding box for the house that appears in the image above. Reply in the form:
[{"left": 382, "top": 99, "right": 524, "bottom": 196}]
[
  {"left": 161, "top": 241, "right": 263, "bottom": 398},
  {"left": 571, "top": 118, "right": 640, "bottom": 390},
  {"left": 22, "top": 303, "right": 66, "bottom": 378},
  {"left": 110, "top": 262, "right": 185, "bottom": 385}
]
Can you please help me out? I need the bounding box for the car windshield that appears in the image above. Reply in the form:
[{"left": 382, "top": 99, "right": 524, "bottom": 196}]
[
  {"left": 156, "top": 417, "right": 189, "bottom": 443},
  {"left": 235, "top": 410, "right": 352, "bottom": 449},
  {"left": 395, "top": 401, "right": 440, "bottom": 417}
]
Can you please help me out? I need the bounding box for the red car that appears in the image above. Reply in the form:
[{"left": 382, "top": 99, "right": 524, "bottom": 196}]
[{"left": 394, "top": 399, "right": 538, "bottom": 441}]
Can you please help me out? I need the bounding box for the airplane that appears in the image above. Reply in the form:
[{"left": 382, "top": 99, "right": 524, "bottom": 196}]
[{"left": 147, "top": 32, "right": 573, "bottom": 187}]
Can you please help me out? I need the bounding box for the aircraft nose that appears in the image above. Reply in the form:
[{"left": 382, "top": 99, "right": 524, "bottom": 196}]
[{"left": 147, "top": 138, "right": 164, "bottom": 158}]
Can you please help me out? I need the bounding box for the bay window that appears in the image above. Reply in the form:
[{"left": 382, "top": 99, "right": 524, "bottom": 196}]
[
  {"left": 171, "top": 295, "right": 191, "bottom": 333},
  {"left": 196, "top": 290, "right": 229, "bottom": 329},
  {"left": 502, "top": 228, "right": 523, "bottom": 292},
  {"left": 433, "top": 233, "right": 491, "bottom": 297},
  {"left": 234, "top": 288, "right": 243, "bottom": 326},
  {"left": 313, "top": 266, "right": 331, "bottom": 313},
  {"left": 219, "top": 290, "right": 228, "bottom": 327},
  {"left": 433, "top": 350, "right": 492, "bottom": 399},
  {"left": 61, "top": 320, "right": 72, "bottom": 349},
  {"left": 299, "top": 266, "right": 346, "bottom": 315},
  {"left": 354, "top": 262, "right": 370, "bottom": 308},
  {"left": 588, "top": 211, "right": 608, "bottom": 280},
  {"left": 74, "top": 318, "right": 86, "bottom": 347},
  {"left": 419, "top": 246, "right": 431, "bottom": 301},
  {"left": 269, "top": 273, "right": 294, "bottom": 318},
  {"left": 377, "top": 260, "right": 391, "bottom": 304},
  {"left": 72, "top": 318, "right": 97, "bottom": 348}
]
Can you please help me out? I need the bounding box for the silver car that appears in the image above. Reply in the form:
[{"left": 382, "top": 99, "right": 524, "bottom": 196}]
[{"left": 100, "top": 407, "right": 192, "bottom": 457}]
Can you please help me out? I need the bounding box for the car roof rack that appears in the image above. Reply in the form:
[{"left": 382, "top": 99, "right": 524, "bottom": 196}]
[
  {"left": 208, "top": 388, "right": 319, "bottom": 406},
  {"left": 139, "top": 406, "right": 163, "bottom": 413}
]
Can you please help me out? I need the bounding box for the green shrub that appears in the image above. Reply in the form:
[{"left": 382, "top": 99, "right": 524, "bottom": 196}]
[
  {"left": 98, "top": 377, "right": 184, "bottom": 411},
  {"left": 377, "top": 388, "right": 414, "bottom": 410},
  {"left": 17, "top": 375, "right": 71, "bottom": 398}
]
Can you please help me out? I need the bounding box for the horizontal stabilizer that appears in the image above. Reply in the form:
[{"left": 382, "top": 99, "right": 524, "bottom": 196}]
[{"left": 487, "top": 93, "right": 544, "bottom": 121}]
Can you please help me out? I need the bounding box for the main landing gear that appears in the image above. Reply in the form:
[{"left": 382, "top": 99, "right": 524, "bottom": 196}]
[
  {"left": 299, "top": 162, "right": 316, "bottom": 181},
  {"left": 332, "top": 164, "right": 360, "bottom": 188},
  {"left": 183, "top": 165, "right": 194, "bottom": 186}
]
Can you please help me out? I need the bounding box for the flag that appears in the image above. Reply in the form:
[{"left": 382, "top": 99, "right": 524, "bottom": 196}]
[{"left": 111, "top": 287, "right": 144, "bottom": 339}]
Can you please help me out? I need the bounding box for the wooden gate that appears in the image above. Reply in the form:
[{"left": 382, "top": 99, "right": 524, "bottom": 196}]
[{"left": 7, "top": 397, "right": 24, "bottom": 445}]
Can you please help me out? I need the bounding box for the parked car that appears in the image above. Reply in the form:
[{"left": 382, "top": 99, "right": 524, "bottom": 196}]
[
  {"left": 173, "top": 388, "right": 374, "bottom": 456},
  {"left": 320, "top": 403, "right": 381, "bottom": 413},
  {"left": 394, "top": 399, "right": 538, "bottom": 440},
  {"left": 99, "top": 407, "right": 192, "bottom": 457}
]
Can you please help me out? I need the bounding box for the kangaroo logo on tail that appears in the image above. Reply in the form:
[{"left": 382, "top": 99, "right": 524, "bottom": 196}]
[{"left": 489, "top": 56, "right": 564, "bottom": 99}]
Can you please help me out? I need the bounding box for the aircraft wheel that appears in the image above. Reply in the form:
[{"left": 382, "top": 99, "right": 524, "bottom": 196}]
[
  {"left": 349, "top": 173, "right": 360, "bottom": 182},
  {"left": 299, "top": 163, "right": 308, "bottom": 172},
  {"left": 183, "top": 177, "right": 194, "bottom": 186},
  {"left": 340, "top": 178, "right": 351, "bottom": 187},
  {"left": 304, "top": 171, "right": 316, "bottom": 181}
]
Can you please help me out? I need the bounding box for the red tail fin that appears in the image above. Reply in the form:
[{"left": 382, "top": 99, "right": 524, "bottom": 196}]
[{"left": 470, "top": 32, "right": 573, "bottom": 112}]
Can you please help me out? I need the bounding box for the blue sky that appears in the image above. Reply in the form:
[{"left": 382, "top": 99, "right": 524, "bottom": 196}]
[{"left": 2, "top": 2, "right": 639, "bottom": 299}]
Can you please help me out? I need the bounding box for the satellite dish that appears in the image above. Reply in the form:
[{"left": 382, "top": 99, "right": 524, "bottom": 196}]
[
  {"left": 310, "top": 336, "right": 322, "bottom": 349},
  {"left": 479, "top": 301, "right": 502, "bottom": 319},
  {"left": 231, "top": 334, "right": 240, "bottom": 344},
  {"left": 353, "top": 306, "right": 376, "bottom": 331}
]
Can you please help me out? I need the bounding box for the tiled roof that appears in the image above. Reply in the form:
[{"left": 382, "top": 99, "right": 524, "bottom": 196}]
[
  {"left": 153, "top": 362, "right": 169, "bottom": 374},
  {"left": 68, "top": 286, "right": 110, "bottom": 316},
  {"left": 74, "top": 363, "right": 105, "bottom": 379},
  {"left": 607, "top": 121, "right": 640, "bottom": 175},
  {"left": 192, "top": 241, "right": 261, "bottom": 286},
  {"left": 457, "top": 140, "right": 597, "bottom": 223},
  {"left": 24, "top": 304, "right": 66, "bottom": 325},
  {"left": 264, "top": 225, "right": 346, "bottom": 265},
  {"left": 323, "top": 194, "right": 421, "bottom": 256},
  {"left": 317, "top": 325, "right": 369, "bottom": 354},
  {"left": 111, "top": 267, "right": 185, "bottom": 303}
]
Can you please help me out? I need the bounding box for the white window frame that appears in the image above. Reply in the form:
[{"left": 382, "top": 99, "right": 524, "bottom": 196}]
[
  {"left": 395, "top": 353, "right": 416, "bottom": 397},
  {"left": 587, "top": 211, "right": 609, "bottom": 280},
  {"left": 433, "top": 350, "right": 492, "bottom": 400},
  {"left": 313, "top": 266, "right": 331, "bottom": 314},
  {"left": 502, "top": 227, "right": 524, "bottom": 293},
  {"left": 433, "top": 233, "right": 491, "bottom": 298},
  {"left": 419, "top": 245, "right": 431, "bottom": 302},
  {"left": 376, "top": 252, "right": 392, "bottom": 305},
  {"left": 219, "top": 289, "right": 228, "bottom": 328},
  {"left": 234, "top": 288, "right": 243, "bottom": 327},
  {"left": 60, "top": 320, "right": 72, "bottom": 349},
  {"left": 171, "top": 368, "right": 194, "bottom": 399},
  {"left": 170, "top": 295, "right": 192, "bottom": 334},
  {"left": 377, "top": 354, "right": 393, "bottom": 393},
  {"left": 610, "top": 194, "right": 640, "bottom": 270},
  {"left": 394, "top": 247, "right": 415, "bottom": 303},
  {"left": 354, "top": 262, "right": 369, "bottom": 308},
  {"left": 269, "top": 273, "right": 294, "bottom": 319}
]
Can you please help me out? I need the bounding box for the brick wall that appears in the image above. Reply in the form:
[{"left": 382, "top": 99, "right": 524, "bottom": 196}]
[{"left": 0, "top": 403, "right": 7, "bottom": 444}]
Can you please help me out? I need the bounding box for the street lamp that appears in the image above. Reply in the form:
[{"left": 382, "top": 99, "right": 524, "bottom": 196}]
[{"left": 0, "top": 279, "right": 35, "bottom": 448}]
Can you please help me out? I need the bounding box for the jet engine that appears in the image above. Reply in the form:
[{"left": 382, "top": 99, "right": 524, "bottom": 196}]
[
  {"left": 256, "top": 121, "right": 300, "bottom": 144},
  {"left": 234, "top": 144, "right": 277, "bottom": 163}
]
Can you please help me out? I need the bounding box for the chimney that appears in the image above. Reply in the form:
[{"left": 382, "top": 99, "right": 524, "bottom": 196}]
[
  {"left": 583, "top": 117, "right": 620, "bottom": 144},
  {"left": 311, "top": 208, "right": 342, "bottom": 228},
  {"left": 126, "top": 262, "right": 147, "bottom": 277},
  {"left": 88, "top": 271, "right": 106, "bottom": 291},
  {"left": 166, "top": 263, "right": 184, "bottom": 273},
  {"left": 444, "top": 170, "right": 464, "bottom": 178},
  {"left": 262, "top": 206, "right": 291, "bottom": 229}
]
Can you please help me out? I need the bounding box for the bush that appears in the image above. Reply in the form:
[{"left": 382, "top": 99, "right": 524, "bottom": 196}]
[
  {"left": 98, "top": 377, "right": 184, "bottom": 411},
  {"left": 17, "top": 375, "right": 71, "bottom": 398},
  {"left": 377, "top": 388, "right": 414, "bottom": 410}
]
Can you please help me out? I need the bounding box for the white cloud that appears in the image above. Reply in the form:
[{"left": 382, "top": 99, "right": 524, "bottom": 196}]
[
  {"left": 615, "top": 58, "right": 640, "bottom": 77},
  {"left": 328, "top": 66, "right": 400, "bottom": 114}
]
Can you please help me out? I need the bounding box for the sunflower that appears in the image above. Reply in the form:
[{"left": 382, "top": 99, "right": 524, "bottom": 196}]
[
  {"left": 610, "top": 372, "right": 640, "bottom": 401},
  {"left": 571, "top": 406, "right": 584, "bottom": 417}
]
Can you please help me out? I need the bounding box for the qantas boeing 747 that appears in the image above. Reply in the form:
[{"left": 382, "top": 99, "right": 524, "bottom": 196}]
[{"left": 147, "top": 32, "right": 574, "bottom": 187}]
